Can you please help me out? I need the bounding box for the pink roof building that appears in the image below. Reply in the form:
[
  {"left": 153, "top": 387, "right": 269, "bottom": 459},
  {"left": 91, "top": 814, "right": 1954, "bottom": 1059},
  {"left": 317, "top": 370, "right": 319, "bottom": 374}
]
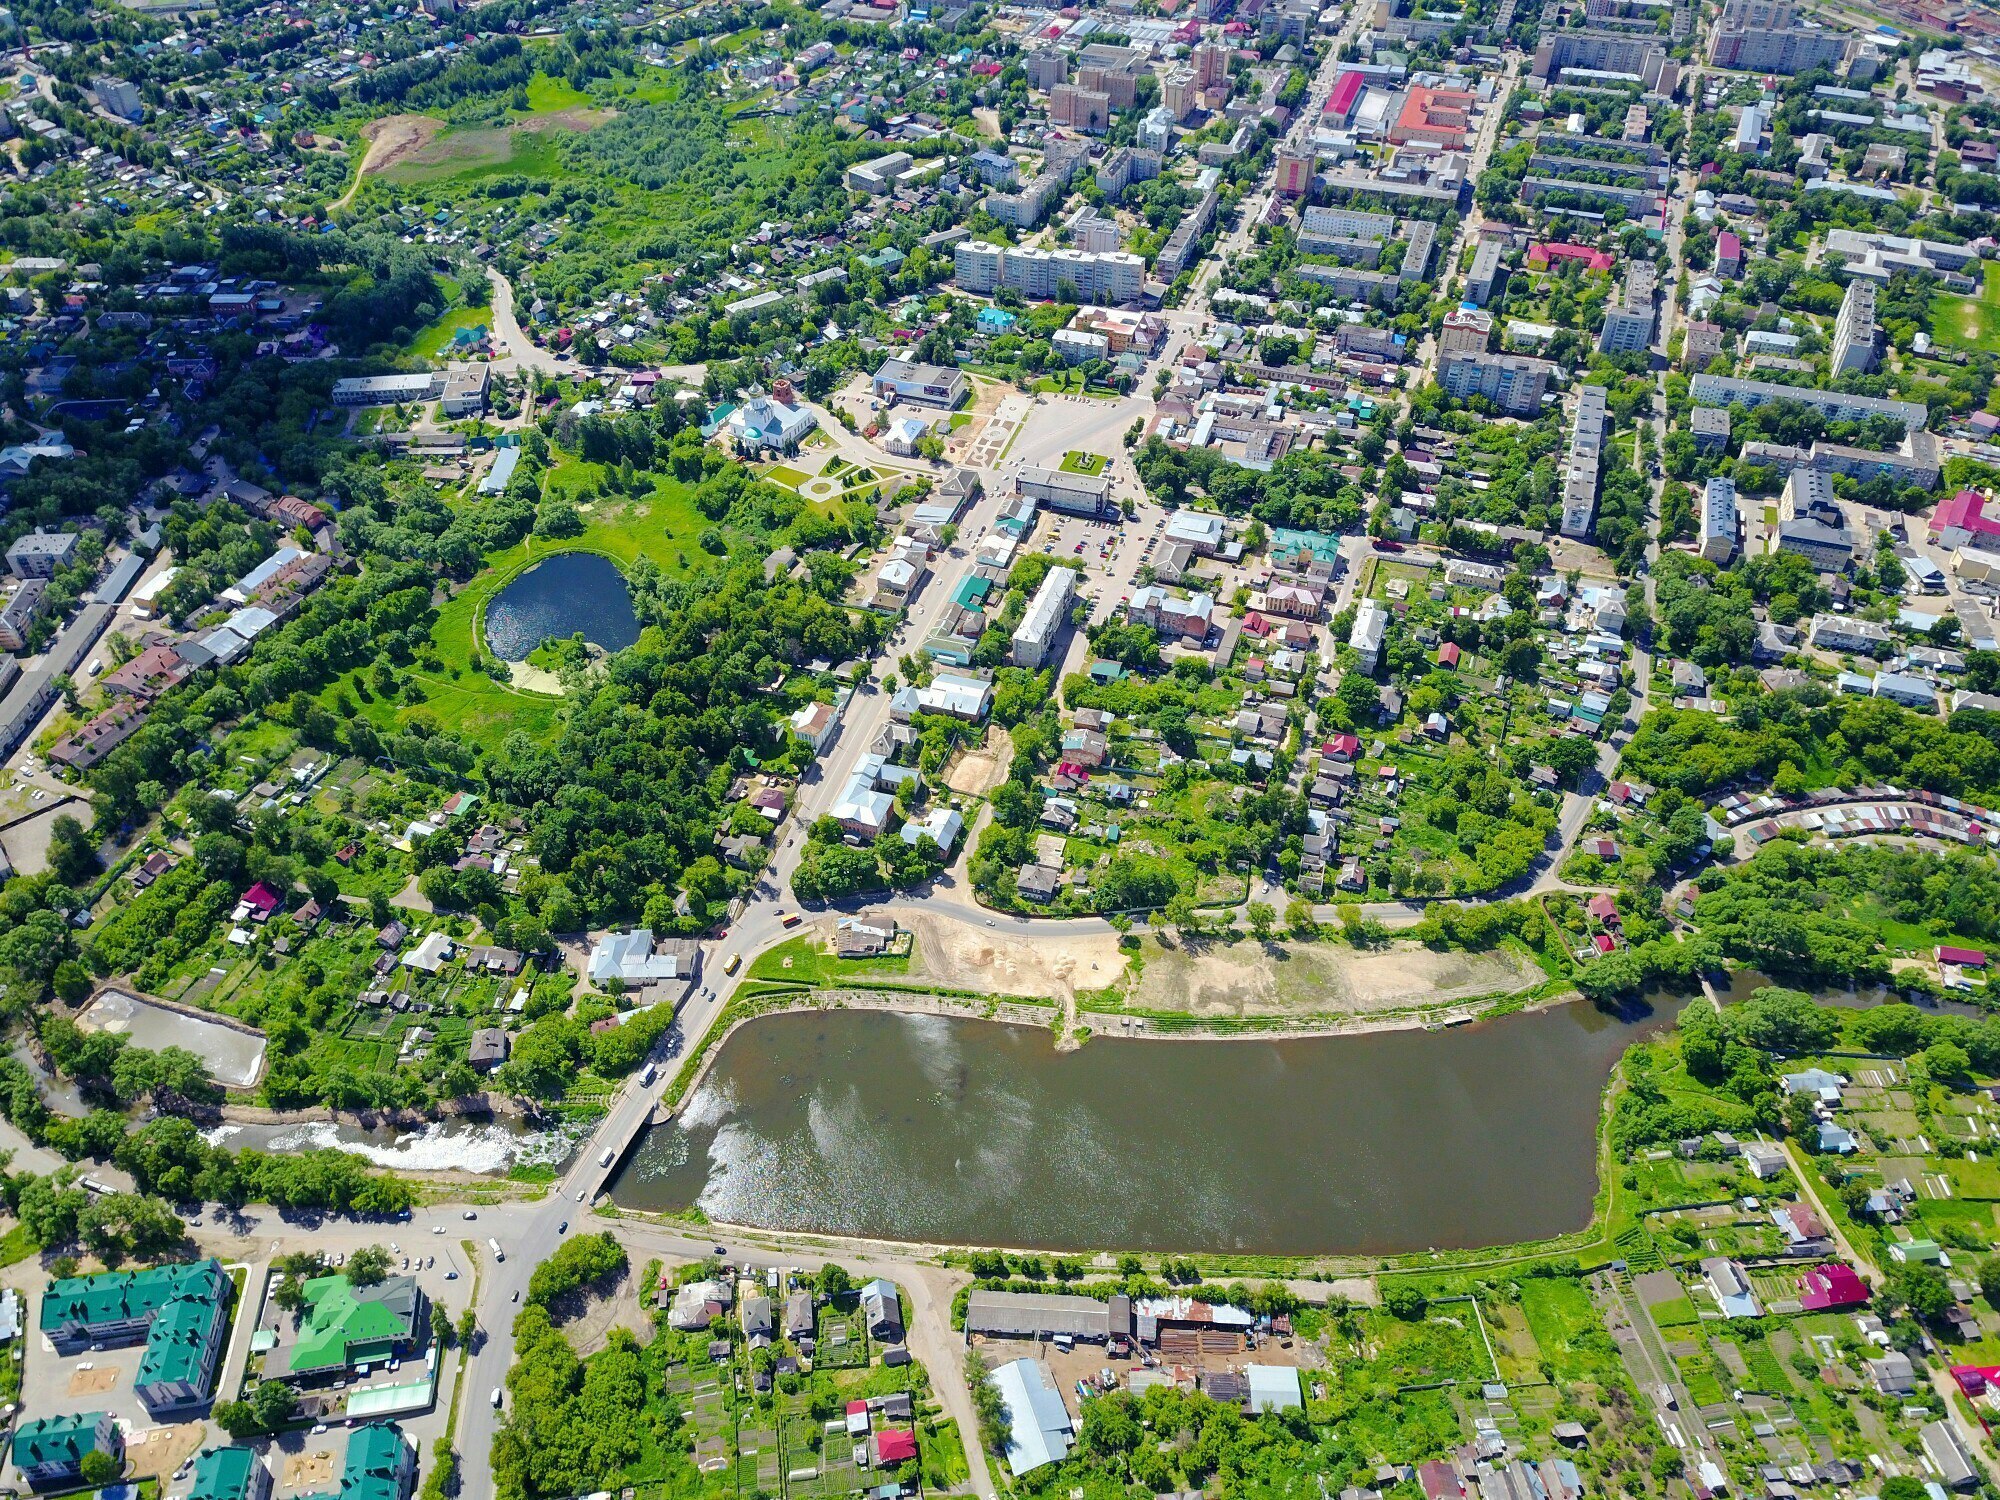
[
  {"left": 1327, "top": 70, "right": 1365, "bottom": 119},
  {"left": 874, "top": 1430, "right": 919, "bottom": 1466},
  {"left": 1798, "top": 1263, "right": 1869, "bottom": 1311},
  {"left": 1930, "top": 491, "right": 2000, "bottom": 544},
  {"left": 1938, "top": 945, "right": 1989, "bottom": 968},
  {"left": 1715, "top": 230, "right": 1743, "bottom": 272},
  {"left": 240, "top": 881, "right": 283, "bottom": 916}
]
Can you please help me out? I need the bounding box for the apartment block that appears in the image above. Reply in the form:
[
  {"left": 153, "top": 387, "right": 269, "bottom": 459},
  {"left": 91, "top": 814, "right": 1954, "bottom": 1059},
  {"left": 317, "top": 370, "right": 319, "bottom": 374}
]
[
  {"left": 1830, "top": 278, "right": 1879, "bottom": 375},
  {"left": 1439, "top": 350, "right": 1556, "bottom": 415},
  {"left": 1561, "top": 386, "right": 1609, "bottom": 540},
  {"left": 954, "top": 241, "right": 1146, "bottom": 304},
  {"left": 1707, "top": 0, "right": 1851, "bottom": 73},
  {"left": 1597, "top": 260, "right": 1657, "bottom": 355}
]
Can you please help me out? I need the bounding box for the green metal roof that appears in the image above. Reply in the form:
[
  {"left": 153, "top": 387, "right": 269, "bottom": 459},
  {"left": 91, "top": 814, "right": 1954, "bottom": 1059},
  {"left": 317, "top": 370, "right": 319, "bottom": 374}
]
[
  {"left": 283, "top": 1276, "right": 420, "bottom": 1376},
  {"left": 137, "top": 1271, "right": 230, "bottom": 1391},
  {"left": 12, "top": 1412, "right": 110, "bottom": 1472},
  {"left": 41, "top": 1258, "right": 225, "bottom": 1336},
  {"left": 341, "top": 1423, "right": 411, "bottom": 1500},
  {"left": 189, "top": 1446, "right": 262, "bottom": 1500}
]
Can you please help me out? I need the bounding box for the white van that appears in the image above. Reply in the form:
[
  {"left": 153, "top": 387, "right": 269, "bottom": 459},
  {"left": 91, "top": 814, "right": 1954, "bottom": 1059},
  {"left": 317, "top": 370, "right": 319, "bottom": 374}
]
[
  {"left": 488, "top": 1237, "right": 505, "bottom": 1263},
  {"left": 598, "top": 1147, "right": 615, "bottom": 1168},
  {"left": 491, "top": 1388, "right": 503, "bottom": 1409}
]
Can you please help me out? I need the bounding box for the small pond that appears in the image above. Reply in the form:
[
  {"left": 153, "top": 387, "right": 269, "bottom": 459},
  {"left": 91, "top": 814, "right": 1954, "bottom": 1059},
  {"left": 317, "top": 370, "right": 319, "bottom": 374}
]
[{"left": 483, "top": 552, "right": 641, "bottom": 662}]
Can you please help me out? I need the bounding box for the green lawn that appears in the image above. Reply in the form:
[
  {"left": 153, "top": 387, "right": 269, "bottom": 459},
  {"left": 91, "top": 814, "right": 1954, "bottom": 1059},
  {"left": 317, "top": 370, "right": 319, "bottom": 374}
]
[
  {"left": 1931, "top": 261, "right": 2000, "bottom": 355},
  {"left": 1519, "top": 1278, "right": 1621, "bottom": 1382},
  {"left": 1060, "top": 450, "right": 1109, "bottom": 476},
  {"left": 406, "top": 305, "right": 491, "bottom": 360},
  {"left": 1648, "top": 1296, "right": 1698, "bottom": 1329},
  {"left": 1033, "top": 371, "right": 1120, "bottom": 398},
  {"left": 746, "top": 934, "right": 912, "bottom": 985},
  {"left": 519, "top": 73, "right": 595, "bottom": 114}
]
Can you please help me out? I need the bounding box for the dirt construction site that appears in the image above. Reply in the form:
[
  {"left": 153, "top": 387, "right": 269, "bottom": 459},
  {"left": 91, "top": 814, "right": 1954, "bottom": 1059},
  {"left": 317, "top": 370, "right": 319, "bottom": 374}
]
[
  {"left": 1124, "top": 935, "right": 1545, "bottom": 1021},
  {"left": 900, "top": 912, "right": 1129, "bottom": 1000}
]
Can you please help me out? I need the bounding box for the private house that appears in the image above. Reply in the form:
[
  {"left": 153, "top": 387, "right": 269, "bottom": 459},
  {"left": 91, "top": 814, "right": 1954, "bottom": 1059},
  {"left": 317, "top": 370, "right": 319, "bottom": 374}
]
[
  {"left": 862, "top": 1278, "right": 904, "bottom": 1343},
  {"left": 262, "top": 1275, "right": 429, "bottom": 1385},
  {"left": 666, "top": 1278, "right": 732, "bottom": 1331},
  {"left": 467, "top": 1028, "right": 510, "bottom": 1073},
  {"left": 742, "top": 1293, "right": 774, "bottom": 1348},
  {"left": 11, "top": 1413, "right": 122, "bottom": 1489},
  {"left": 40, "top": 1259, "right": 233, "bottom": 1414},
  {"left": 1780, "top": 1068, "right": 1846, "bottom": 1105},
  {"left": 1923, "top": 1421, "right": 1980, "bottom": 1490},
  {"left": 1772, "top": 1203, "right": 1833, "bottom": 1256},
  {"left": 1741, "top": 1142, "right": 1789, "bottom": 1180},
  {"left": 1701, "top": 1256, "right": 1760, "bottom": 1318},
  {"left": 1797, "top": 1263, "right": 1869, "bottom": 1311},
  {"left": 1868, "top": 1351, "right": 1916, "bottom": 1394}
]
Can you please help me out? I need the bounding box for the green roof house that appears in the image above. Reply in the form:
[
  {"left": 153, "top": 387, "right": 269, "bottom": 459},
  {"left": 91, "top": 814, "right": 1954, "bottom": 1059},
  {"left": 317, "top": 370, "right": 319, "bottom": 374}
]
[
  {"left": 40, "top": 1259, "right": 232, "bottom": 1414},
  {"left": 266, "top": 1275, "right": 428, "bottom": 1383},
  {"left": 10, "top": 1411, "right": 122, "bottom": 1488},
  {"left": 189, "top": 1445, "right": 273, "bottom": 1500}
]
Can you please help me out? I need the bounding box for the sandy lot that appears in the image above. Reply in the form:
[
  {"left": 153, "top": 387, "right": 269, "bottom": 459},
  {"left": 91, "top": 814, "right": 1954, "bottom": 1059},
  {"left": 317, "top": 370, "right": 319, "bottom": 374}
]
[
  {"left": 125, "top": 1423, "right": 205, "bottom": 1481},
  {"left": 66, "top": 1365, "right": 118, "bottom": 1396},
  {"left": 282, "top": 1449, "right": 339, "bottom": 1489},
  {"left": 904, "top": 912, "right": 1127, "bottom": 1000},
  {"left": 556, "top": 1266, "right": 655, "bottom": 1357},
  {"left": 945, "top": 726, "right": 1013, "bottom": 796},
  {"left": 1126, "top": 937, "right": 1543, "bottom": 1020}
]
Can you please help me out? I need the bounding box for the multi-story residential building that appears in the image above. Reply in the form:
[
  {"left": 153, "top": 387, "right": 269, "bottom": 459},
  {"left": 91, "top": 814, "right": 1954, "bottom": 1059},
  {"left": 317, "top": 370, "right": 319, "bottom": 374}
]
[
  {"left": 11, "top": 1414, "right": 123, "bottom": 1489},
  {"left": 1700, "top": 476, "right": 1739, "bottom": 562},
  {"left": 1439, "top": 350, "right": 1556, "bottom": 415},
  {"left": 1689, "top": 372, "right": 1927, "bottom": 432},
  {"left": 1682, "top": 319, "right": 1726, "bottom": 372},
  {"left": 1438, "top": 306, "right": 1494, "bottom": 354},
  {"left": 1050, "top": 84, "right": 1111, "bottom": 132},
  {"left": 41, "top": 1260, "right": 233, "bottom": 1414},
  {"left": 1773, "top": 469, "right": 1857, "bottom": 571},
  {"left": 0, "top": 578, "right": 48, "bottom": 651},
  {"left": 1532, "top": 29, "right": 1671, "bottom": 88},
  {"left": 1561, "top": 385, "right": 1610, "bottom": 540},
  {"left": 1808, "top": 612, "right": 1892, "bottom": 654},
  {"left": 954, "top": 241, "right": 1146, "bottom": 304},
  {"left": 6, "top": 530, "right": 79, "bottom": 579},
  {"left": 1707, "top": 0, "right": 1851, "bottom": 73},
  {"left": 1465, "top": 239, "right": 1505, "bottom": 306},
  {"left": 1830, "top": 278, "right": 1879, "bottom": 375},
  {"left": 1013, "top": 565, "right": 1077, "bottom": 668},
  {"left": 93, "top": 76, "right": 143, "bottom": 120},
  {"left": 1597, "top": 260, "right": 1657, "bottom": 355}
]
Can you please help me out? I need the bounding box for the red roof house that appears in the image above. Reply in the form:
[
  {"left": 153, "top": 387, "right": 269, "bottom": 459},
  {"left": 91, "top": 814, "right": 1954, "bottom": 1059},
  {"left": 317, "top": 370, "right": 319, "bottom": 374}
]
[
  {"left": 1437, "top": 642, "right": 1461, "bottom": 667},
  {"left": 1938, "top": 946, "right": 1989, "bottom": 968},
  {"left": 1592, "top": 933, "right": 1617, "bottom": 954},
  {"left": 1798, "top": 1263, "right": 1869, "bottom": 1311},
  {"left": 240, "top": 881, "right": 284, "bottom": 917},
  {"left": 1586, "top": 894, "right": 1620, "bottom": 922},
  {"left": 874, "top": 1430, "right": 919, "bottom": 1466}
]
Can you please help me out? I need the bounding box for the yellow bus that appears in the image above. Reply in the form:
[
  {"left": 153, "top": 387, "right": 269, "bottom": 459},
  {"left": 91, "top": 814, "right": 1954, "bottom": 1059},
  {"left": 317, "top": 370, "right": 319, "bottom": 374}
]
[{"left": 722, "top": 952, "right": 742, "bottom": 976}]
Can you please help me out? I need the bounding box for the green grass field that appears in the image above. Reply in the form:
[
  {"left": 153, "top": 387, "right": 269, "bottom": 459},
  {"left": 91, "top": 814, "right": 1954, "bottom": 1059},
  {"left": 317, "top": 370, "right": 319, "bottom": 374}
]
[
  {"left": 1060, "top": 450, "right": 1109, "bottom": 476},
  {"left": 1033, "top": 371, "right": 1120, "bottom": 398},
  {"left": 1931, "top": 262, "right": 2000, "bottom": 355},
  {"left": 406, "top": 305, "right": 491, "bottom": 360}
]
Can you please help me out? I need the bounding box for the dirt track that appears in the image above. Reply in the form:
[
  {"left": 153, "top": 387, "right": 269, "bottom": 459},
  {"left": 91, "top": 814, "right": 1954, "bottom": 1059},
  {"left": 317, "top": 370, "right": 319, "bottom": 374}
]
[{"left": 333, "top": 114, "right": 444, "bottom": 208}]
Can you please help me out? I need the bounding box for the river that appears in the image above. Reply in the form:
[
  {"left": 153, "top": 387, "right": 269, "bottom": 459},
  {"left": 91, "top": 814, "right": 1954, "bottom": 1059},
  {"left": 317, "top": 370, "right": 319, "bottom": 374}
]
[
  {"left": 610, "top": 997, "right": 1686, "bottom": 1256},
  {"left": 483, "top": 552, "right": 641, "bottom": 662}
]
